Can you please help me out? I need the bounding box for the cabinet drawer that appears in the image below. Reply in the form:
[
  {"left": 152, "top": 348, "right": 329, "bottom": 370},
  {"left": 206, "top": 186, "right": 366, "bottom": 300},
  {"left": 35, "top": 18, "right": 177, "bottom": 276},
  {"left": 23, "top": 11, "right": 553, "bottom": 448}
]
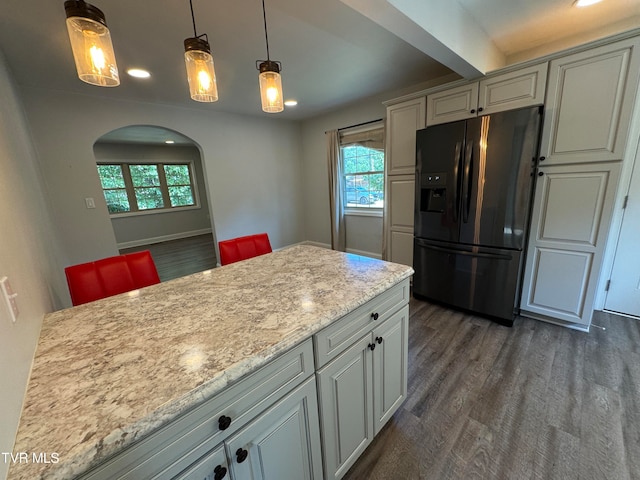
[
  {"left": 80, "top": 339, "right": 314, "bottom": 480},
  {"left": 314, "top": 279, "right": 410, "bottom": 368}
]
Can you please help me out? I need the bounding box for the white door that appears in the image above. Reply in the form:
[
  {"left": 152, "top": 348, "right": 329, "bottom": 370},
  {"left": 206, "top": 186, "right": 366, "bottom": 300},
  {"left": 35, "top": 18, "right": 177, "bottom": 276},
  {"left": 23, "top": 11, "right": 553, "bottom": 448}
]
[
  {"left": 316, "top": 334, "right": 374, "bottom": 480},
  {"left": 521, "top": 162, "right": 620, "bottom": 326},
  {"left": 226, "top": 377, "right": 323, "bottom": 480},
  {"left": 372, "top": 306, "right": 408, "bottom": 434},
  {"left": 605, "top": 153, "right": 640, "bottom": 317}
]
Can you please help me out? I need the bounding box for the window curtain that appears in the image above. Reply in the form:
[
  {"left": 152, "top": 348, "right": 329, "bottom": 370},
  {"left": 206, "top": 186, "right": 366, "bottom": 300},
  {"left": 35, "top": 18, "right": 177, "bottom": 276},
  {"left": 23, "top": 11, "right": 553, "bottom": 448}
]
[{"left": 327, "top": 129, "right": 346, "bottom": 251}]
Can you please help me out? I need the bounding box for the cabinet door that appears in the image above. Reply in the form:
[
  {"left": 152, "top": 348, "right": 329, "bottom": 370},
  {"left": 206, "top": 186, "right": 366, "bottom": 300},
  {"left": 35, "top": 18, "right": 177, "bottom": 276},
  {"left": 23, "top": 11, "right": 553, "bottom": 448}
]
[
  {"left": 426, "top": 83, "right": 478, "bottom": 126},
  {"left": 386, "top": 98, "right": 426, "bottom": 175},
  {"left": 226, "top": 377, "right": 323, "bottom": 480},
  {"left": 478, "top": 63, "right": 547, "bottom": 115},
  {"left": 174, "top": 445, "right": 229, "bottom": 480},
  {"left": 540, "top": 37, "right": 640, "bottom": 165},
  {"left": 317, "top": 335, "right": 374, "bottom": 480},
  {"left": 372, "top": 305, "right": 408, "bottom": 434},
  {"left": 386, "top": 175, "right": 415, "bottom": 266},
  {"left": 521, "top": 162, "right": 621, "bottom": 326}
]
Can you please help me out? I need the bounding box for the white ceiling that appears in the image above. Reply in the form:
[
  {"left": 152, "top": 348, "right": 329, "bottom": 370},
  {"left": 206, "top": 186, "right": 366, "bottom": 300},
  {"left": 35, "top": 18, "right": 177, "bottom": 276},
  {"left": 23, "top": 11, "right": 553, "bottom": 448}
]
[{"left": 1, "top": 0, "right": 639, "bottom": 133}]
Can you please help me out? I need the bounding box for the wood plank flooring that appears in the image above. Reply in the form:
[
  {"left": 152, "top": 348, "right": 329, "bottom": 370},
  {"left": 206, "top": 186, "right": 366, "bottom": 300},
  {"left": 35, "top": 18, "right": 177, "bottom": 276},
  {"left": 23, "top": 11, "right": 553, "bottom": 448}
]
[
  {"left": 119, "top": 234, "right": 217, "bottom": 282},
  {"left": 343, "top": 298, "right": 640, "bottom": 480}
]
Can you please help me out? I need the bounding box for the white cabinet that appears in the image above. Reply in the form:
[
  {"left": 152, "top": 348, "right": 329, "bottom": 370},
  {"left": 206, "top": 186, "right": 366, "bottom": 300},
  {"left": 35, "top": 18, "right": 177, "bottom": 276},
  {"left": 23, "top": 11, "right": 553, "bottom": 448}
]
[
  {"left": 540, "top": 37, "right": 640, "bottom": 165},
  {"left": 386, "top": 97, "right": 426, "bottom": 175},
  {"left": 386, "top": 175, "right": 415, "bottom": 267},
  {"left": 317, "top": 305, "right": 408, "bottom": 480},
  {"left": 384, "top": 97, "right": 424, "bottom": 265},
  {"left": 426, "top": 63, "right": 548, "bottom": 126},
  {"left": 226, "top": 377, "right": 323, "bottom": 480},
  {"left": 426, "top": 82, "right": 479, "bottom": 126},
  {"left": 174, "top": 445, "right": 228, "bottom": 480},
  {"left": 521, "top": 36, "right": 640, "bottom": 329},
  {"left": 521, "top": 162, "right": 621, "bottom": 327}
]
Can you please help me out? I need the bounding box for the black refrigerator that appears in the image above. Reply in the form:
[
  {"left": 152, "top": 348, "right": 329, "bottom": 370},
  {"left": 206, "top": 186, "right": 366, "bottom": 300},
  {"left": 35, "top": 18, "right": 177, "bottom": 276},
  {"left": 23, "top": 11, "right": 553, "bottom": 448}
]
[{"left": 413, "top": 106, "right": 542, "bottom": 325}]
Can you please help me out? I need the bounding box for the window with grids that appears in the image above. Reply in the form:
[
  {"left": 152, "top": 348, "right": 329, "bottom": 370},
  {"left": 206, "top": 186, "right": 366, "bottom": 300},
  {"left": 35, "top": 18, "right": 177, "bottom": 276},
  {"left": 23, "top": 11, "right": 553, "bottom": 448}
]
[
  {"left": 97, "top": 163, "right": 197, "bottom": 214},
  {"left": 340, "top": 124, "right": 384, "bottom": 209}
]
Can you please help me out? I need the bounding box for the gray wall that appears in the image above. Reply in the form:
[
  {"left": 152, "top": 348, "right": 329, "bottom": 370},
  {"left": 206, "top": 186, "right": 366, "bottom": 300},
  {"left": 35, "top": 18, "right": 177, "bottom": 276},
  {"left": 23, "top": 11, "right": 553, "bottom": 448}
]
[
  {"left": 300, "top": 95, "right": 389, "bottom": 256},
  {"left": 0, "top": 51, "right": 64, "bottom": 480},
  {"left": 19, "top": 87, "right": 304, "bottom": 308},
  {"left": 93, "top": 143, "right": 212, "bottom": 247}
]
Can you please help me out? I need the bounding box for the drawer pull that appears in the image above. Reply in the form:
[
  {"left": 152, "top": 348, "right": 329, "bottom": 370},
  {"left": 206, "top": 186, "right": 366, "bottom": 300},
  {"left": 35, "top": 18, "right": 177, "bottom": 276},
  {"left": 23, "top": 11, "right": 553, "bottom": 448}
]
[
  {"left": 368, "top": 343, "right": 376, "bottom": 351},
  {"left": 236, "top": 448, "right": 249, "bottom": 463},
  {"left": 376, "top": 336, "right": 383, "bottom": 344},
  {"left": 371, "top": 312, "right": 379, "bottom": 321},
  {"left": 214, "top": 465, "right": 228, "bottom": 480},
  {"left": 218, "top": 415, "right": 232, "bottom": 430}
]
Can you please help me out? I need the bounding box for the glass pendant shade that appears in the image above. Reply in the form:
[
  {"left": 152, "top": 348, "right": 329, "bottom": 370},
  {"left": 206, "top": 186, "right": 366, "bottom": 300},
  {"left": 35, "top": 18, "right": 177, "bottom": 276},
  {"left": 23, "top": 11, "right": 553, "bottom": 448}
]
[
  {"left": 184, "top": 38, "right": 218, "bottom": 103},
  {"left": 258, "top": 61, "right": 283, "bottom": 113},
  {"left": 64, "top": 1, "right": 119, "bottom": 87}
]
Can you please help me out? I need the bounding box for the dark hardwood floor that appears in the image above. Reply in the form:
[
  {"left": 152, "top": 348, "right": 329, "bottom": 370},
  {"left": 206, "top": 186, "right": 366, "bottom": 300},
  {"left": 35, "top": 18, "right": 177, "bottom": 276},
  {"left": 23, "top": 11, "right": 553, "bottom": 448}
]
[
  {"left": 119, "top": 233, "right": 217, "bottom": 281},
  {"left": 344, "top": 298, "right": 640, "bottom": 480}
]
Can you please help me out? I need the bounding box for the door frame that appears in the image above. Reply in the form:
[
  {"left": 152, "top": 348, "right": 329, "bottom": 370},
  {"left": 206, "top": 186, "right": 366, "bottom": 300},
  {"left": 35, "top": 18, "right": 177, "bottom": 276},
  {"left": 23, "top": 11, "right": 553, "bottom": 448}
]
[{"left": 596, "top": 87, "right": 640, "bottom": 312}]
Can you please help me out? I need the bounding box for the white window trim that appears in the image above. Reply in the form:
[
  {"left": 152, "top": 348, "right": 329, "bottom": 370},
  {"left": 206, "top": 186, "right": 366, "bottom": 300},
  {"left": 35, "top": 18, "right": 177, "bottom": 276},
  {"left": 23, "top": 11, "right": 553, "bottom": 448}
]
[{"left": 344, "top": 207, "right": 383, "bottom": 218}]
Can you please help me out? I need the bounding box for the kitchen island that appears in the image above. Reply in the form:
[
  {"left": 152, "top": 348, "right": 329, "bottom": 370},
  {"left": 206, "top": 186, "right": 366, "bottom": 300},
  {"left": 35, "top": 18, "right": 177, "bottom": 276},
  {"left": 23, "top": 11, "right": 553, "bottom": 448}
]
[{"left": 9, "top": 245, "right": 413, "bottom": 480}]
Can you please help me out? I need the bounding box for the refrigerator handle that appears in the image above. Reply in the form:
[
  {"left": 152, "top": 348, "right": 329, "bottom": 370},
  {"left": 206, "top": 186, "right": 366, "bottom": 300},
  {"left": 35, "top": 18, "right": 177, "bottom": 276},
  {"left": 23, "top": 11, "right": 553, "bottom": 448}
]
[
  {"left": 453, "top": 141, "right": 462, "bottom": 223},
  {"left": 462, "top": 140, "right": 473, "bottom": 223},
  {"left": 414, "top": 239, "right": 513, "bottom": 260}
]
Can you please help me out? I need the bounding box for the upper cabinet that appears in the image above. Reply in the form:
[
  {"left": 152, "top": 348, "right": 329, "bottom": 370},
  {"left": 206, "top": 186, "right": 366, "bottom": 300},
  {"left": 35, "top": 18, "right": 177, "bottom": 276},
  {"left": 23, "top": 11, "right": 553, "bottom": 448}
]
[
  {"left": 540, "top": 37, "right": 640, "bottom": 165},
  {"left": 426, "top": 63, "right": 548, "bottom": 126},
  {"left": 426, "top": 82, "right": 479, "bottom": 126},
  {"left": 386, "top": 97, "right": 426, "bottom": 175}
]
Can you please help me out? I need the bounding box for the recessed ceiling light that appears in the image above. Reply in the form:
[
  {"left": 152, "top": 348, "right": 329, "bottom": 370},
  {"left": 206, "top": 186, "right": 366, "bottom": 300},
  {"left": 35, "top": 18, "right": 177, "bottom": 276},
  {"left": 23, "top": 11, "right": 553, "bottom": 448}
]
[
  {"left": 573, "top": 0, "right": 603, "bottom": 7},
  {"left": 284, "top": 100, "right": 298, "bottom": 107},
  {"left": 165, "top": 140, "right": 175, "bottom": 144},
  {"left": 127, "top": 68, "right": 151, "bottom": 78}
]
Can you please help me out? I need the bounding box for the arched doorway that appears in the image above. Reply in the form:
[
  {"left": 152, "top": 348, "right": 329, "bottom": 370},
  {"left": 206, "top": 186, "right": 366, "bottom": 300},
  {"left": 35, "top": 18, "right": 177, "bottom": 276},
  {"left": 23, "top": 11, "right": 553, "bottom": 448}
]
[{"left": 93, "top": 125, "right": 218, "bottom": 280}]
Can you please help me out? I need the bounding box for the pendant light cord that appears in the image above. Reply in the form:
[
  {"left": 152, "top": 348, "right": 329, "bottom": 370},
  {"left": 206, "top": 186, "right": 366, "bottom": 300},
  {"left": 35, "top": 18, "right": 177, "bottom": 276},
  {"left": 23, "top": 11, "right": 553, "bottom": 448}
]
[
  {"left": 262, "top": 0, "right": 270, "bottom": 61},
  {"left": 189, "top": 0, "right": 198, "bottom": 37}
]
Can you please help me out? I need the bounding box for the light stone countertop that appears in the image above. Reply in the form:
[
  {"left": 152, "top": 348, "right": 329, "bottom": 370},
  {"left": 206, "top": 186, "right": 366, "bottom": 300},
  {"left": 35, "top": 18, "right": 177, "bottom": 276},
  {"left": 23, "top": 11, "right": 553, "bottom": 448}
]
[{"left": 9, "top": 245, "right": 413, "bottom": 480}]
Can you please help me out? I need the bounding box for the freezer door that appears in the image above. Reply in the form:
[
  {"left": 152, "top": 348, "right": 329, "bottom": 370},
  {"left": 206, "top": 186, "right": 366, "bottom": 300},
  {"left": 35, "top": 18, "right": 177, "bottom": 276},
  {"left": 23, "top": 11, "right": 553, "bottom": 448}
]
[
  {"left": 414, "top": 121, "right": 466, "bottom": 242},
  {"left": 412, "top": 238, "right": 522, "bottom": 323},
  {"left": 459, "top": 107, "right": 541, "bottom": 250}
]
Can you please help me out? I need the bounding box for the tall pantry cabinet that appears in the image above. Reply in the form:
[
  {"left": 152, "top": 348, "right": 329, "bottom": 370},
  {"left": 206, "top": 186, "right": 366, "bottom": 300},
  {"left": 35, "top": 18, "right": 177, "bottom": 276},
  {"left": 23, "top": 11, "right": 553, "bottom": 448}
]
[
  {"left": 384, "top": 98, "right": 426, "bottom": 266},
  {"left": 520, "top": 37, "right": 640, "bottom": 328}
]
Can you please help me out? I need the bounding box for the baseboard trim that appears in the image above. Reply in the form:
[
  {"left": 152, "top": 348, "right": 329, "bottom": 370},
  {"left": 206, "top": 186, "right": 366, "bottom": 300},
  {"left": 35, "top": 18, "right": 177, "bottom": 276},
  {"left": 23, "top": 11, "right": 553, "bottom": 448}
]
[{"left": 117, "top": 229, "right": 213, "bottom": 250}]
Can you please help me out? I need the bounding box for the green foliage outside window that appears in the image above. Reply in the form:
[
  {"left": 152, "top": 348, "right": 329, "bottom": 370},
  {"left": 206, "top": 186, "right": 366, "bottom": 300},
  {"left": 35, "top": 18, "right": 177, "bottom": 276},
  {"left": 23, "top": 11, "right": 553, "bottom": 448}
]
[{"left": 97, "top": 163, "right": 196, "bottom": 214}]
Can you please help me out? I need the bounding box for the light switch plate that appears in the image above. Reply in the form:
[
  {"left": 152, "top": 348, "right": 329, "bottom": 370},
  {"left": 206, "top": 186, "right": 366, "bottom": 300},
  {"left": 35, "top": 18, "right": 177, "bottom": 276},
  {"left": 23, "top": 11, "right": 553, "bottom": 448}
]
[{"left": 0, "top": 276, "right": 19, "bottom": 323}]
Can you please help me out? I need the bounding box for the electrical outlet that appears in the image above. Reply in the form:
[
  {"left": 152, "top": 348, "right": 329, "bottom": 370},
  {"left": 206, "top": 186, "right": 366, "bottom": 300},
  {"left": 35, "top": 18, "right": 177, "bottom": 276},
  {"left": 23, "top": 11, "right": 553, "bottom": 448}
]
[{"left": 0, "top": 277, "right": 19, "bottom": 323}]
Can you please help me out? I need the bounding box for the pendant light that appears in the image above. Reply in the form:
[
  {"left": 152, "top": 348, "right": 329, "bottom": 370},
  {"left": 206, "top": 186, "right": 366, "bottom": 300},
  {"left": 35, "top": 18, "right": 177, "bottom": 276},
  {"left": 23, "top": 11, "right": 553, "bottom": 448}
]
[
  {"left": 64, "top": 0, "right": 119, "bottom": 87},
  {"left": 184, "top": 0, "right": 218, "bottom": 102},
  {"left": 256, "top": 0, "right": 284, "bottom": 113}
]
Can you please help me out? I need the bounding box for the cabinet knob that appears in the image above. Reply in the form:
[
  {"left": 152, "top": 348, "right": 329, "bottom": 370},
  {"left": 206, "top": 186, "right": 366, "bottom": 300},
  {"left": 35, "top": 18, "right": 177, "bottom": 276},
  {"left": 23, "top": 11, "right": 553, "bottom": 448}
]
[
  {"left": 236, "top": 448, "right": 249, "bottom": 463},
  {"left": 538, "top": 171, "right": 544, "bottom": 177},
  {"left": 376, "top": 336, "right": 383, "bottom": 344},
  {"left": 218, "top": 415, "right": 232, "bottom": 431},
  {"left": 371, "top": 312, "right": 379, "bottom": 321},
  {"left": 539, "top": 156, "right": 546, "bottom": 162},
  {"left": 478, "top": 107, "right": 484, "bottom": 113},
  {"left": 368, "top": 343, "right": 376, "bottom": 351},
  {"left": 214, "top": 465, "right": 228, "bottom": 480},
  {"left": 470, "top": 109, "right": 476, "bottom": 114}
]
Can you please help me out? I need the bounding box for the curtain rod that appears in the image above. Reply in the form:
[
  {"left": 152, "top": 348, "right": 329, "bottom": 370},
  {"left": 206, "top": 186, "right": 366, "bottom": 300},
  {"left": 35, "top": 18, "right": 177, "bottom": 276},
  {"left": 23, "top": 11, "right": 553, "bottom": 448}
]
[{"left": 325, "top": 118, "right": 383, "bottom": 134}]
